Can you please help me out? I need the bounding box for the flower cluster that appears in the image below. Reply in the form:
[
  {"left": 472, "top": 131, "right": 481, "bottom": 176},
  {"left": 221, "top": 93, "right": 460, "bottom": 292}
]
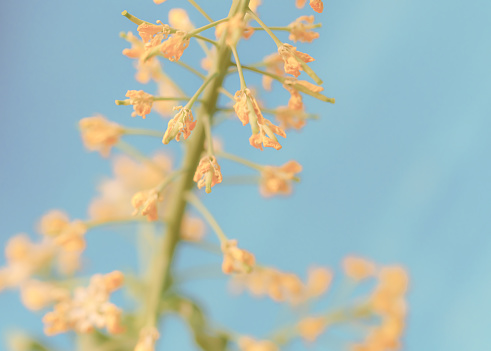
[
  {"left": 231, "top": 266, "right": 332, "bottom": 304},
  {"left": 260, "top": 160, "right": 303, "bottom": 197},
  {"left": 221, "top": 240, "right": 256, "bottom": 274},
  {"left": 79, "top": 115, "right": 124, "bottom": 157},
  {"left": 43, "top": 271, "right": 125, "bottom": 335}
]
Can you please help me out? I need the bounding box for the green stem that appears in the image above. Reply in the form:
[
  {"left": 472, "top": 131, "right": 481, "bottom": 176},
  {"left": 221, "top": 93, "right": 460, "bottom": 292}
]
[
  {"left": 153, "top": 96, "right": 192, "bottom": 102},
  {"left": 185, "top": 73, "right": 219, "bottom": 109},
  {"left": 181, "top": 240, "right": 223, "bottom": 255},
  {"left": 121, "top": 10, "right": 151, "bottom": 26},
  {"left": 142, "top": 0, "right": 247, "bottom": 331},
  {"left": 85, "top": 217, "right": 162, "bottom": 230},
  {"left": 202, "top": 112, "right": 215, "bottom": 157},
  {"left": 187, "top": 0, "right": 214, "bottom": 22},
  {"left": 156, "top": 170, "right": 187, "bottom": 194},
  {"left": 123, "top": 127, "right": 163, "bottom": 138},
  {"left": 231, "top": 46, "right": 247, "bottom": 90},
  {"left": 247, "top": 9, "right": 283, "bottom": 47},
  {"left": 219, "top": 88, "right": 235, "bottom": 101},
  {"left": 250, "top": 26, "right": 290, "bottom": 31},
  {"left": 240, "top": 65, "right": 285, "bottom": 83},
  {"left": 220, "top": 175, "right": 261, "bottom": 185},
  {"left": 216, "top": 150, "right": 264, "bottom": 171},
  {"left": 187, "top": 18, "right": 229, "bottom": 38},
  {"left": 236, "top": 65, "right": 335, "bottom": 104},
  {"left": 292, "top": 50, "right": 324, "bottom": 85},
  {"left": 115, "top": 97, "right": 191, "bottom": 106},
  {"left": 175, "top": 61, "right": 207, "bottom": 80},
  {"left": 193, "top": 34, "right": 219, "bottom": 46},
  {"left": 185, "top": 192, "right": 228, "bottom": 243}
]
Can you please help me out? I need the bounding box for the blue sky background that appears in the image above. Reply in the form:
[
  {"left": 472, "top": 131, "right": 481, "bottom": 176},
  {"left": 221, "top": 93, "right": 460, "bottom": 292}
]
[{"left": 1, "top": 0, "right": 490, "bottom": 350}]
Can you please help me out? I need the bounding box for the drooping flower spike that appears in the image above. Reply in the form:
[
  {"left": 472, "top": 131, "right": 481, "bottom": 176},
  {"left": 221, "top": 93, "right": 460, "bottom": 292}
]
[{"left": 288, "top": 15, "right": 320, "bottom": 43}]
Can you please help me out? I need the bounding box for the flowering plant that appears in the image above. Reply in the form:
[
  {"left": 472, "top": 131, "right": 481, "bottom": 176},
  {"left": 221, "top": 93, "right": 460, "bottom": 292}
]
[{"left": 1, "top": 1, "right": 408, "bottom": 350}]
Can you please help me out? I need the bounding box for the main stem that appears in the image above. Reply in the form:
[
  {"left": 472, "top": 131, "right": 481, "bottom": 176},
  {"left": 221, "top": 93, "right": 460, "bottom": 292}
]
[{"left": 144, "top": 0, "right": 250, "bottom": 330}]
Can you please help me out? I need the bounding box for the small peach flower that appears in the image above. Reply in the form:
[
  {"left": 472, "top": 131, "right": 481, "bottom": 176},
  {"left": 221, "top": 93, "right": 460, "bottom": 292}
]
[
  {"left": 0, "top": 235, "right": 56, "bottom": 290},
  {"left": 306, "top": 267, "right": 332, "bottom": 298},
  {"left": 193, "top": 156, "right": 223, "bottom": 193},
  {"left": 231, "top": 266, "right": 330, "bottom": 304},
  {"left": 296, "top": 0, "right": 308, "bottom": 8},
  {"left": 378, "top": 266, "right": 409, "bottom": 297},
  {"left": 79, "top": 115, "right": 124, "bottom": 157},
  {"left": 125, "top": 90, "right": 154, "bottom": 119},
  {"left": 180, "top": 216, "right": 205, "bottom": 242},
  {"left": 298, "top": 316, "right": 327, "bottom": 342},
  {"left": 103, "top": 270, "right": 125, "bottom": 292},
  {"left": 53, "top": 221, "right": 87, "bottom": 252},
  {"left": 249, "top": 119, "right": 286, "bottom": 151},
  {"left": 38, "top": 210, "right": 70, "bottom": 237},
  {"left": 122, "top": 32, "right": 163, "bottom": 83},
  {"left": 283, "top": 78, "right": 324, "bottom": 111},
  {"left": 38, "top": 211, "right": 87, "bottom": 252},
  {"left": 20, "top": 280, "right": 69, "bottom": 311},
  {"left": 234, "top": 89, "right": 286, "bottom": 150},
  {"left": 42, "top": 271, "right": 125, "bottom": 335},
  {"left": 56, "top": 250, "right": 82, "bottom": 276},
  {"left": 275, "top": 106, "right": 308, "bottom": 130},
  {"left": 154, "top": 0, "right": 167, "bottom": 4},
  {"left": 369, "top": 265, "right": 408, "bottom": 329},
  {"left": 162, "top": 106, "right": 196, "bottom": 144},
  {"left": 260, "top": 160, "right": 302, "bottom": 197},
  {"left": 248, "top": 0, "right": 262, "bottom": 12},
  {"left": 135, "top": 327, "right": 160, "bottom": 351},
  {"left": 343, "top": 256, "right": 376, "bottom": 281},
  {"left": 221, "top": 240, "right": 255, "bottom": 274},
  {"left": 137, "top": 21, "right": 171, "bottom": 49},
  {"left": 131, "top": 189, "right": 161, "bottom": 222},
  {"left": 262, "top": 53, "right": 284, "bottom": 91},
  {"left": 122, "top": 32, "right": 145, "bottom": 59},
  {"left": 233, "top": 89, "right": 263, "bottom": 126},
  {"left": 160, "top": 31, "right": 190, "bottom": 62},
  {"left": 278, "top": 44, "right": 315, "bottom": 78},
  {"left": 310, "top": 0, "right": 324, "bottom": 13},
  {"left": 88, "top": 153, "right": 172, "bottom": 222},
  {"left": 216, "top": 13, "right": 248, "bottom": 46},
  {"left": 238, "top": 336, "right": 278, "bottom": 351},
  {"left": 289, "top": 16, "right": 319, "bottom": 43},
  {"left": 169, "top": 9, "right": 194, "bottom": 32}
]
